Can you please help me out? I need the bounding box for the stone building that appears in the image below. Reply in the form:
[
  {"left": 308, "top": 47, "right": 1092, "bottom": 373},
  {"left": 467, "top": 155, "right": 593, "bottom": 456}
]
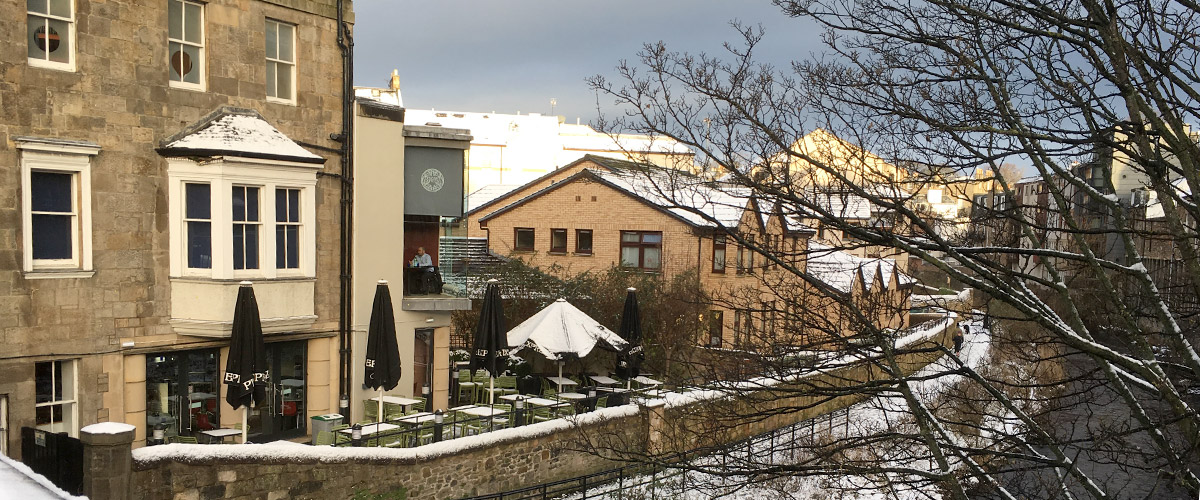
[
  {"left": 0, "top": 0, "right": 353, "bottom": 454},
  {"left": 467, "top": 156, "right": 912, "bottom": 350}
]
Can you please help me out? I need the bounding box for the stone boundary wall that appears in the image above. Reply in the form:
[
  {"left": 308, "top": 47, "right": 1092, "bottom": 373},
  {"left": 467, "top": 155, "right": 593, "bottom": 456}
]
[{"left": 112, "top": 319, "right": 956, "bottom": 500}]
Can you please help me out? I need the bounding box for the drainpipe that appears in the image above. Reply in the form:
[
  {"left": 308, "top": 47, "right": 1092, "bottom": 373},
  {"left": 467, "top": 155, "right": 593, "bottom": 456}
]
[{"left": 335, "top": 0, "right": 355, "bottom": 413}]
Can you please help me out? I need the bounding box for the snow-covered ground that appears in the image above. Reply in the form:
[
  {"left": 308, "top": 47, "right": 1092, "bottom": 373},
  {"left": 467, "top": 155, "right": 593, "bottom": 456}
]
[
  {"left": 560, "top": 315, "right": 991, "bottom": 500},
  {"left": 0, "top": 452, "right": 86, "bottom": 500}
]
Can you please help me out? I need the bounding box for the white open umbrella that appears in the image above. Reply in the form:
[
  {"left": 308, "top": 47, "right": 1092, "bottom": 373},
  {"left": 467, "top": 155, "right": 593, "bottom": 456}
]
[{"left": 507, "top": 298, "right": 628, "bottom": 391}]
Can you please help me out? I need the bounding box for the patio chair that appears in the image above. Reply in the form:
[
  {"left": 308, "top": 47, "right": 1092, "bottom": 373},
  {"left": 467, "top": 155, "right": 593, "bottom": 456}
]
[
  {"left": 168, "top": 435, "right": 198, "bottom": 444},
  {"left": 384, "top": 403, "right": 407, "bottom": 421},
  {"left": 331, "top": 423, "right": 349, "bottom": 431},
  {"left": 490, "top": 404, "right": 513, "bottom": 429},
  {"left": 407, "top": 400, "right": 427, "bottom": 414},
  {"left": 314, "top": 431, "right": 335, "bottom": 446},
  {"left": 363, "top": 400, "right": 379, "bottom": 422},
  {"left": 456, "top": 412, "right": 487, "bottom": 436},
  {"left": 530, "top": 406, "right": 556, "bottom": 423}
]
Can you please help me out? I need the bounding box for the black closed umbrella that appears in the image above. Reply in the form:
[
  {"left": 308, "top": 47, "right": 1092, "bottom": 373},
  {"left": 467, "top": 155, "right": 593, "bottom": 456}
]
[
  {"left": 224, "top": 281, "right": 269, "bottom": 443},
  {"left": 615, "top": 287, "right": 645, "bottom": 391},
  {"left": 469, "top": 279, "right": 506, "bottom": 405},
  {"left": 364, "top": 280, "right": 402, "bottom": 423}
]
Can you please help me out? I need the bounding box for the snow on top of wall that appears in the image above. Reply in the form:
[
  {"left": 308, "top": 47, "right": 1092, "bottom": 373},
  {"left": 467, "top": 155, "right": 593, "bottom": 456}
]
[
  {"left": 81, "top": 422, "right": 136, "bottom": 434},
  {"left": 133, "top": 405, "right": 641, "bottom": 465},
  {"left": 0, "top": 452, "right": 86, "bottom": 500},
  {"left": 161, "top": 109, "right": 322, "bottom": 162}
]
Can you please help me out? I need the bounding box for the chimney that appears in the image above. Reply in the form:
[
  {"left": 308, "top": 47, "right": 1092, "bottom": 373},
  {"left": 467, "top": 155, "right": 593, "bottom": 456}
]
[{"left": 388, "top": 69, "right": 400, "bottom": 91}]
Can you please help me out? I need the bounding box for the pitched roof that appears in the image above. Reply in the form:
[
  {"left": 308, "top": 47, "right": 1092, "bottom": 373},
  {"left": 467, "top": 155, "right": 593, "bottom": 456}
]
[
  {"left": 806, "top": 241, "right": 913, "bottom": 294},
  {"left": 157, "top": 107, "right": 324, "bottom": 164},
  {"left": 466, "top": 154, "right": 635, "bottom": 216}
]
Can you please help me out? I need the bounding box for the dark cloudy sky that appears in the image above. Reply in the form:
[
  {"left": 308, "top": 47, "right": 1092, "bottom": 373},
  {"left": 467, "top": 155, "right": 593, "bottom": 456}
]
[{"left": 352, "top": 1, "right": 825, "bottom": 123}]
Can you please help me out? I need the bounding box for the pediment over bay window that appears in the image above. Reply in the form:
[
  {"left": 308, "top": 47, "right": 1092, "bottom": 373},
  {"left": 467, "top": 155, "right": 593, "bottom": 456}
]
[{"left": 159, "top": 107, "right": 324, "bottom": 337}]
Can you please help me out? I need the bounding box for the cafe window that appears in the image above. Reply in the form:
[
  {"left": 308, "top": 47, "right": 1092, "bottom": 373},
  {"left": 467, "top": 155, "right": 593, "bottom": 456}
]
[
  {"left": 575, "top": 229, "right": 593, "bottom": 254},
  {"left": 620, "top": 231, "right": 662, "bottom": 271},
  {"left": 514, "top": 227, "right": 535, "bottom": 251},
  {"left": 549, "top": 228, "right": 567, "bottom": 253}
]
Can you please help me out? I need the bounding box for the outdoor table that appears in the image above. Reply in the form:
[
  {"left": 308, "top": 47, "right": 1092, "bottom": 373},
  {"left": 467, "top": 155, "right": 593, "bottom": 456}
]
[
  {"left": 199, "top": 428, "right": 242, "bottom": 444},
  {"left": 368, "top": 395, "right": 423, "bottom": 413},
  {"left": 457, "top": 405, "right": 509, "bottom": 432},
  {"left": 556, "top": 392, "right": 587, "bottom": 400},
  {"left": 596, "top": 387, "right": 630, "bottom": 393},
  {"left": 547, "top": 376, "right": 577, "bottom": 387},
  {"left": 449, "top": 404, "right": 477, "bottom": 411},
  {"left": 394, "top": 412, "right": 436, "bottom": 425},
  {"left": 500, "top": 395, "right": 568, "bottom": 408},
  {"left": 339, "top": 422, "right": 399, "bottom": 437},
  {"left": 632, "top": 376, "right": 662, "bottom": 386},
  {"left": 589, "top": 375, "right": 619, "bottom": 385}
]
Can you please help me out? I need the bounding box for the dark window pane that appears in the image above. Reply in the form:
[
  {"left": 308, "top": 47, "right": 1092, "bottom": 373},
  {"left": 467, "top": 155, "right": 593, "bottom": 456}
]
[
  {"left": 233, "top": 227, "right": 244, "bottom": 270},
  {"left": 289, "top": 189, "right": 299, "bottom": 221},
  {"left": 36, "top": 405, "right": 53, "bottom": 425},
  {"left": 576, "top": 230, "right": 592, "bottom": 252},
  {"left": 246, "top": 187, "right": 259, "bottom": 222},
  {"left": 35, "top": 362, "right": 53, "bottom": 403},
  {"left": 286, "top": 226, "right": 298, "bottom": 268},
  {"left": 232, "top": 187, "right": 246, "bottom": 221},
  {"left": 168, "top": 0, "right": 182, "bottom": 39},
  {"left": 32, "top": 213, "right": 72, "bottom": 260},
  {"left": 244, "top": 225, "right": 258, "bottom": 269},
  {"left": 185, "top": 183, "right": 210, "bottom": 219},
  {"left": 187, "top": 221, "right": 211, "bottom": 268},
  {"left": 28, "top": 0, "right": 49, "bottom": 14},
  {"left": 31, "top": 172, "right": 72, "bottom": 212},
  {"left": 276, "top": 188, "right": 287, "bottom": 222},
  {"left": 550, "top": 229, "right": 566, "bottom": 251}
]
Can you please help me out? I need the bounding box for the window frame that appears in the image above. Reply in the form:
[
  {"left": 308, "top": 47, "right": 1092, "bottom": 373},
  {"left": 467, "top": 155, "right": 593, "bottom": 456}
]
[
  {"left": 184, "top": 182, "right": 212, "bottom": 270},
  {"left": 18, "top": 139, "right": 98, "bottom": 278},
  {"left": 712, "top": 234, "right": 726, "bottom": 273},
  {"left": 168, "top": 0, "right": 206, "bottom": 91},
  {"left": 549, "top": 228, "right": 567, "bottom": 253},
  {"left": 708, "top": 310, "right": 723, "bottom": 347},
  {"left": 34, "top": 359, "right": 78, "bottom": 438},
  {"left": 275, "top": 187, "right": 302, "bottom": 271},
  {"left": 264, "top": 18, "right": 297, "bottom": 104},
  {"left": 26, "top": 0, "right": 76, "bottom": 71},
  {"left": 619, "top": 230, "right": 663, "bottom": 271},
  {"left": 514, "top": 227, "right": 535, "bottom": 251},
  {"left": 167, "top": 157, "right": 318, "bottom": 280},
  {"left": 0, "top": 394, "right": 7, "bottom": 456},
  {"left": 232, "top": 185, "right": 262, "bottom": 272},
  {"left": 574, "top": 229, "right": 593, "bottom": 255}
]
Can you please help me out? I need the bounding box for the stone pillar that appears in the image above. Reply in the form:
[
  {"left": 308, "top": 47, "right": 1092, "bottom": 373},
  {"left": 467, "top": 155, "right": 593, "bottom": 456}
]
[{"left": 80, "top": 422, "right": 136, "bottom": 500}]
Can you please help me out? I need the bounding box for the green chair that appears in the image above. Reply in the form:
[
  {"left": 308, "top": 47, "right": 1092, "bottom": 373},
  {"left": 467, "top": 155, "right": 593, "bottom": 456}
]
[
  {"left": 530, "top": 406, "right": 556, "bottom": 423},
  {"left": 407, "top": 400, "right": 426, "bottom": 414},
  {"left": 364, "top": 400, "right": 379, "bottom": 422},
  {"left": 384, "top": 403, "right": 406, "bottom": 421},
  {"left": 168, "top": 435, "right": 198, "bottom": 444},
  {"left": 314, "top": 431, "right": 335, "bottom": 446}
]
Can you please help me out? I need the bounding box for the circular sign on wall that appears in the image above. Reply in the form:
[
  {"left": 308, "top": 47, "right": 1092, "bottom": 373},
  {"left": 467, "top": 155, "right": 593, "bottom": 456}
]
[{"left": 420, "top": 168, "right": 445, "bottom": 192}]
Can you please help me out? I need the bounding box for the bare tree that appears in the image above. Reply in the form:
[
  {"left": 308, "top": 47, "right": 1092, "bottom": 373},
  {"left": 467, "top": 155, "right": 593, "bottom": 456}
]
[{"left": 581, "top": 0, "right": 1200, "bottom": 498}]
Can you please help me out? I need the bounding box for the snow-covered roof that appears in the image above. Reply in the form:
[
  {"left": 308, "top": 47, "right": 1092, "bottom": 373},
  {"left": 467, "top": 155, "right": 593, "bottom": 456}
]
[
  {"left": 808, "top": 191, "right": 872, "bottom": 219},
  {"left": 507, "top": 298, "right": 627, "bottom": 360},
  {"left": 467, "top": 184, "right": 521, "bottom": 212},
  {"left": 0, "top": 453, "right": 84, "bottom": 500},
  {"left": 1145, "top": 177, "right": 1190, "bottom": 219},
  {"left": 158, "top": 107, "right": 325, "bottom": 164},
  {"left": 594, "top": 168, "right": 756, "bottom": 228},
  {"left": 806, "top": 242, "right": 912, "bottom": 294}
]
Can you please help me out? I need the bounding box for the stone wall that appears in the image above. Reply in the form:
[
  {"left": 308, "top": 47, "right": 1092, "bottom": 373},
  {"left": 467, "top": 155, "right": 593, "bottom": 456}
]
[{"left": 120, "top": 320, "right": 955, "bottom": 500}]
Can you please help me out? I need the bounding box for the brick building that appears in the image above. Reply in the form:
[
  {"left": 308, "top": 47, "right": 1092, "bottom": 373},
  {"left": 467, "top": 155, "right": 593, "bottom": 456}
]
[
  {"left": 1, "top": 0, "right": 352, "bottom": 453},
  {"left": 468, "top": 156, "right": 912, "bottom": 349}
]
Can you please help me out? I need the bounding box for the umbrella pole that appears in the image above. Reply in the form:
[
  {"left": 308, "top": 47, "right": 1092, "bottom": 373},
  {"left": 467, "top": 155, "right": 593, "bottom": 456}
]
[
  {"left": 557, "top": 362, "right": 564, "bottom": 394},
  {"left": 489, "top": 377, "right": 495, "bottom": 406},
  {"left": 378, "top": 389, "right": 384, "bottom": 425},
  {"left": 242, "top": 406, "right": 249, "bottom": 444}
]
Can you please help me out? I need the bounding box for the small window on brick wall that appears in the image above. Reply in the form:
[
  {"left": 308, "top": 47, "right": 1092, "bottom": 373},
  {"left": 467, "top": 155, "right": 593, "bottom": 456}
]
[
  {"left": 514, "top": 228, "right": 535, "bottom": 251},
  {"left": 575, "top": 229, "right": 593, "bottom": 254},
  {"left": 550, "top": 228, "right": 567, "bottom": 253},
  {"left": 712, "top": 234, "right": 726, "bottom": 273}
]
